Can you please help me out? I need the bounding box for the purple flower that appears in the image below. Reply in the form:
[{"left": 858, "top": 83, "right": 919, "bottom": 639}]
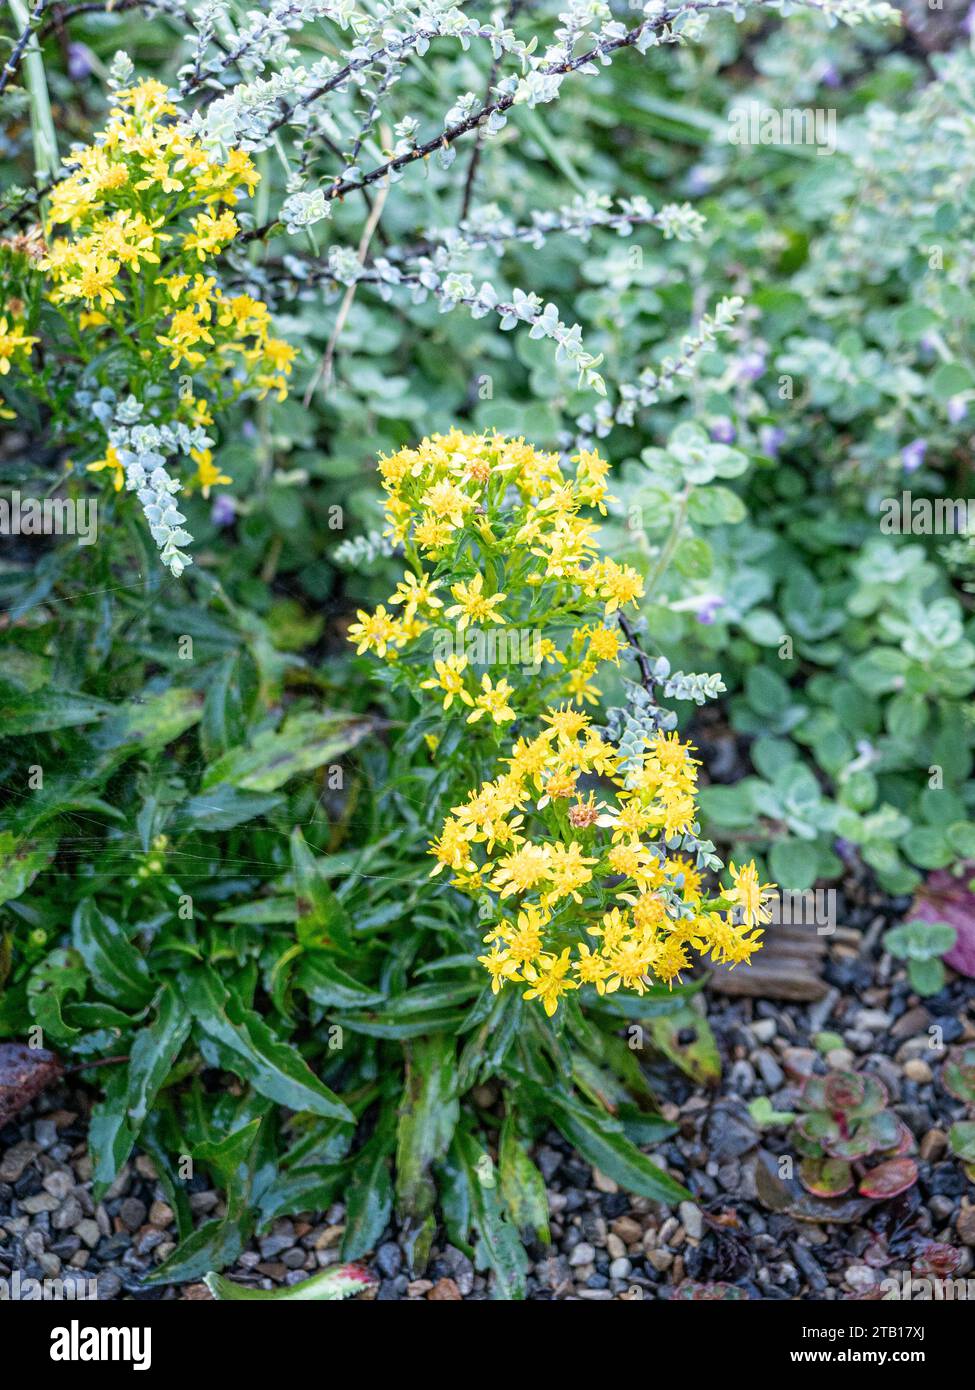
[
  {"left": 211, "top": 493, "right": 237, "bottom": 527},
  {"left": 948, "top": 395, "right": 968, "bottom": 424},
  {"left": 710, "top": 417, "right": 736, "bottom": 445},
  {"left": 965, "top": 2, "right": 975, "bottom": 35},
  {"left": 686, "top": 166, "right": 716, "bottom": 197},
  {"left": 820, "top": 62, "right": 841, "bottom": 89},
  {"left": 759, "top": 425, "right": 786, "bottom": 458},
  {"left": 901, "top": 438, "right": 927, "bottom": 473},
  {"left": 67, "top": 43, "right": 94, "bottom": 81},
  {"left": 689, "top": 594, "right": 726, "bottom": 626},
  {"left": 735, "top": 350, "right": 766, "bottom": 385}
]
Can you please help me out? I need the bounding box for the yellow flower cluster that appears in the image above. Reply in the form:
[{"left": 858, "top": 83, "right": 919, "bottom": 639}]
[
  {"left": 346, "top": 430, "right": 645, "bottom": 720},
  {"left": 27, "top": 77, "right": 296, "bottom": 494},
  {"left": 429, "top": 710, "right": 771, "bottom": 1014},
  {"left": 0, "top": 314, "right": 38, "bottom": 378},
  {"left": 348, "top": 429, "right": 768, "bottom": 1014}
]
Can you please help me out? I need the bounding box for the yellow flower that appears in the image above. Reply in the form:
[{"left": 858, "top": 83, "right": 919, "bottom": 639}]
[
  {"left": 725, "top": 861, "right": 776, "bottom": 929},
  {"left": 478, "top": 942, "right": 518, "bottom": 994},
  {"left": 389, "top": 570, "right": 443, "bottom": 618},
  {"left": 191, "top": 447, "right": 232, "bottom": 498},
  {"left": 86, "top": 443, "right": 125, "bottom": 491},
  {"left": 565, "top": 661, "right": 601, "bottom": 707},
  {"left": 488, "top": 903, "right": 549, "bottom": 968},
  {"left": 182, "top": 209, "right": 239, "bottom": 261},
  {"left": 521, "top": 949, "right": 577, "bottom": 1016},
  {"left": 419, "top": 479, "right": 474, "bottom": 528},
  {"left": 574, "top": 942, "right": 612, "bottom": 993},
  {"left": 444, "top": 573, "right": 506, "bottom": 631},
  {"left": 492, "top": 841, "right": 551, "bottom": 897},
  {"left": 0, "top": 316, "right": 38, "bottom": 374},
  {"left": 540, "top": 704, "right": 589, "bottom": 746},
  {"left": 466, "top": 673, "right": 516, "bottom": 726},
  {"left": 428, "top": 818, "right": 474, "bottom": 877},
  {"left": 419, "top": 653, "right": 472, "bottom": 711},
  {"left": 347, "top": 605, "right": 404, "bottom": 658},
  {"left": 583, "top": 623, "right": 626, "bottom": 664},
  {"left": 592, "top": 557, "right": 645, "bottom": 614}
]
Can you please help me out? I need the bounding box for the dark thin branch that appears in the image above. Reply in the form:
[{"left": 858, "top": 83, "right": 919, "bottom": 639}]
[
  {"left": 242, "top": 11, "right": 677, "bottom": 243},
  {"left": 64, "top": 1053, "right": 131, "bottom": 1074},
  {"left": 618, "top": 610, "right": 656, "bottom": 697},
  {"left": 37, "top": 0, "right": 154, "bottom": 41},
  {"left": 0, "top": 0, "right": 46, "bottom": 100},
  {"left": 458, "top": 39, "right": 502, "bottom": 223}
]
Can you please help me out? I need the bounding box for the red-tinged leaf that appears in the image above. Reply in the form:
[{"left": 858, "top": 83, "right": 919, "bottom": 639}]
[
  {"left": 914, "top": 868, "right": 975, "bottom": 979},
  {"left": 859, "top": 1158, "right": 919, "bottom": 1199},
  {"left": 798, "top": 1156, "right": 854, "bottom": 1198},
  {"left": 0, "top": 1043, "right": 63, "bottom": 1127},
  {"left": 892, "top": 1120, "right": 917, "bottom": 1157},
  {"left": 823, "top": 1072, "right": 865, "bottom": 1112},
  {"left": 204, "top": 1262, "right": 376, "bottom": 1300},
  {"left": 847, "top": 1074, "right": 889, "bottom": 1120}
]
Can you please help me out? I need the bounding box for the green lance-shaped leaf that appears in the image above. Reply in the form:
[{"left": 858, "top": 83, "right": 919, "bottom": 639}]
[
  {"left": 453, "top": 1127, "right": 529, "bottom": 1300},
  {"left": 204, "top": 1263, "right": 376, "bottom": 1301},
  {"left": 126, "top": 985, "right": 192, "bottom": 1128},
  {"left": 90, "top": 687, "right": 203, "bottom": 752},
  {"left": 290, "top": 826, "right": 353, "bottom": 952},
  {"left": 0, "top": 831, "right": 58, "bottom": 908},
  {"left": 499, "top": 1115, "right": 550, "bottom": 1246},
  {"left": 0, "top": 682, "right": 110, "bottom": 735},
  {"left": 185, "top": 964, "right": 352, "bottom": 1121},
  {"left": 257, "top": 1163, "right": 348, "bottom": 1227},
  {"left": 89, "top": 1067, "right": 136, "bottom": 1200},
  {"left": 27, "top": 948, "right": 86, "bottom": 1045},
  {"left": 71, "top": 901, "right": 153, "bottom": 1011},
  {"left": 519, "top": 1080, "right": 691, "bottom": 1204},
  {"left": 201, "top": 711, "right": 372, "bottom": 794},
  {"left": 146, "top": 1120, "right": 264, "bottom": 1285},
  {"left": 341, "top": 1113, "right": 396, "bottom": 1262},
  {"left": 396, "top": 1033, "right": 459, "bottom": 1273}
]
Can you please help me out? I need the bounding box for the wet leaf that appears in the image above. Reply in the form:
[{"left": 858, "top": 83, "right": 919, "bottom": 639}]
[
  {"left": 204, "top": 1263, "right": 375, "bottom": 1301},
  {"left": 859, "top": 1158, "right": 919, "bottom": 1199},
  {"left": 648, "top": 1004, "right": 721, "bottom": 1085}
]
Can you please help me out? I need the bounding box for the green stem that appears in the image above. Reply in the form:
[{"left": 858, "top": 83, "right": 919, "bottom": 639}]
[
  {"left": 7, "top": 0, "right": 58, "bottom": 183},
  {"left": 644, "top": 486, "right": 690, "bottom": 600}
]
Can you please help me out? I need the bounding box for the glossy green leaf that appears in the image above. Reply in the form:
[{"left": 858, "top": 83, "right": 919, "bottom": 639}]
[{"left": 185, "top": 965, "right": 352, "bottom": 1121}]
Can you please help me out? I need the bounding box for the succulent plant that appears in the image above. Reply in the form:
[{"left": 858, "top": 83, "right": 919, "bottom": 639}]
[
  {"left": 882, "top": 919, "right": 957, "bottom": 997},
  {"left": 790, "top": 1071, "right": 918, "bottom": 1200},
  {"left": 911, "top": 1241, "right": 962, "bottom": 1280},
  {"left": 943, "top": 1044, "right": 975, "bottom": 1106},
  {"left": 943, "top": 1044, "right": 975, "bottom": 1181}
]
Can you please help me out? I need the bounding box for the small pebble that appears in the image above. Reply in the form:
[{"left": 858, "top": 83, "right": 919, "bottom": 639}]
[{"left": 568, "top": 1242, "right": 595, "bottom": 1267}]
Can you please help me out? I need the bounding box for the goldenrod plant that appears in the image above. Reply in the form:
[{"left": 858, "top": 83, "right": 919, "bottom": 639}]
[
  {"left": 1, "top": 74, "right": 295, "bottom": 574},
  {"left": 349, "top": 431, "right": 770, "bottom": 1010}
]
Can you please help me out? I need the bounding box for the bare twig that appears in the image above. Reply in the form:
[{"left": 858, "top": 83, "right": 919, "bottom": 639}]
[
  {"left": 618, "top": 610, "right": 655, "bottom": 697},
  {"left": 0, "top": 0, "right": 45, "bottom": 100},
  {"left": 241, "top": 11, "right": 687, "bottom": 243}
]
